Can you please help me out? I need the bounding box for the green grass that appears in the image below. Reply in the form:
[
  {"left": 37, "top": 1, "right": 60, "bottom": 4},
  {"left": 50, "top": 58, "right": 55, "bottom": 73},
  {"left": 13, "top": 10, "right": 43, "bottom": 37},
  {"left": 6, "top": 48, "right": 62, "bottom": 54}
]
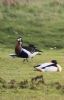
[
  {"left": 0, "top": 0, "right": 64, "bottom": 48},
  {"left": 0, "top": 0, "right": 64, "bottom": 99},
  {"left": 0, "top": 48, "right": 64, "bottom": 100}
]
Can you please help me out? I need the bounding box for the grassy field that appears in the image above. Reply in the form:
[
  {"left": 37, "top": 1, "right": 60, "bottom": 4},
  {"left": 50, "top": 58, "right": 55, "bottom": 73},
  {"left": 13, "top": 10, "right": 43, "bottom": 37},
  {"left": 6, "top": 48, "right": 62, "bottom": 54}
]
[
  {"left": 0, "top": 0, "right": 64, "bottom": 100},
  {"left": 0, "top": 0, "right": 64, "bottom": 48},
  {"left": 0, "top": 48, "right": 64, "bottom": 100}
]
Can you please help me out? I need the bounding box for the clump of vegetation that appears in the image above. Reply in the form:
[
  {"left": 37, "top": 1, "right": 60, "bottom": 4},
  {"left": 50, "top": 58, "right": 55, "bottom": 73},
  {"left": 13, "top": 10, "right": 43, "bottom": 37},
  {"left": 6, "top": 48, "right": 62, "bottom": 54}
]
[
  {"left": 51, "top": 82, "right": 62, "bottom": 90},
  {"left": 0, "top": 77, "right": 7, "bottom": 89},
  {"left": 8, "top": 79, "right": 17, "bottom": 89},
  {"left": 18, "top": 80, "right": 29, "bottom": 89},
  {"left": 61, "top": 85, "right": 64, "bottom": 93},
  {"left": 30, "top": 75, "right": 45, "bottom": 89},
  {"left": 0, "top": 76, "right": 64, "bottom": 95},
  {"left": 0, "top": 76, "right": 45, "bottom": 89}
]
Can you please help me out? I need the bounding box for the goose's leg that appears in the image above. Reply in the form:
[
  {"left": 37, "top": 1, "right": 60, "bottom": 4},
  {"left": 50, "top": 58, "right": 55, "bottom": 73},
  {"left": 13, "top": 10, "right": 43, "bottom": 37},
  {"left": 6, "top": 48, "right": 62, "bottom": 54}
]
[
  {"left": 26, "top": 58, "right": 28, "bottom": 62},
  {"left": 23, "top": 58, "right": 28, "bottom": 62}
]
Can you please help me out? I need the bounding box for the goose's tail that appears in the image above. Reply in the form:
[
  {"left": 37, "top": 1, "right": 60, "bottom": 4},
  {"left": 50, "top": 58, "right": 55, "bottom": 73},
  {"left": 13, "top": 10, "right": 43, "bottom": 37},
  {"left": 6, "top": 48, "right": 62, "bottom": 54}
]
[
  {"left": 30, "top": 52, "right": 39, "bottom": 58},
  {"left": 57, "top": 64, "right": 62, "bottom": 72}
]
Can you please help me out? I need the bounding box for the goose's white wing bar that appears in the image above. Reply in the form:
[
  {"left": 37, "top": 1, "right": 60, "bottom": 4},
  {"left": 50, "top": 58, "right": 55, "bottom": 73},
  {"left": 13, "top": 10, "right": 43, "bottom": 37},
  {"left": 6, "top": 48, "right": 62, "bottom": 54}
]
[{"left": 9, "top": 53, "right": 17, "bottom": 58}]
